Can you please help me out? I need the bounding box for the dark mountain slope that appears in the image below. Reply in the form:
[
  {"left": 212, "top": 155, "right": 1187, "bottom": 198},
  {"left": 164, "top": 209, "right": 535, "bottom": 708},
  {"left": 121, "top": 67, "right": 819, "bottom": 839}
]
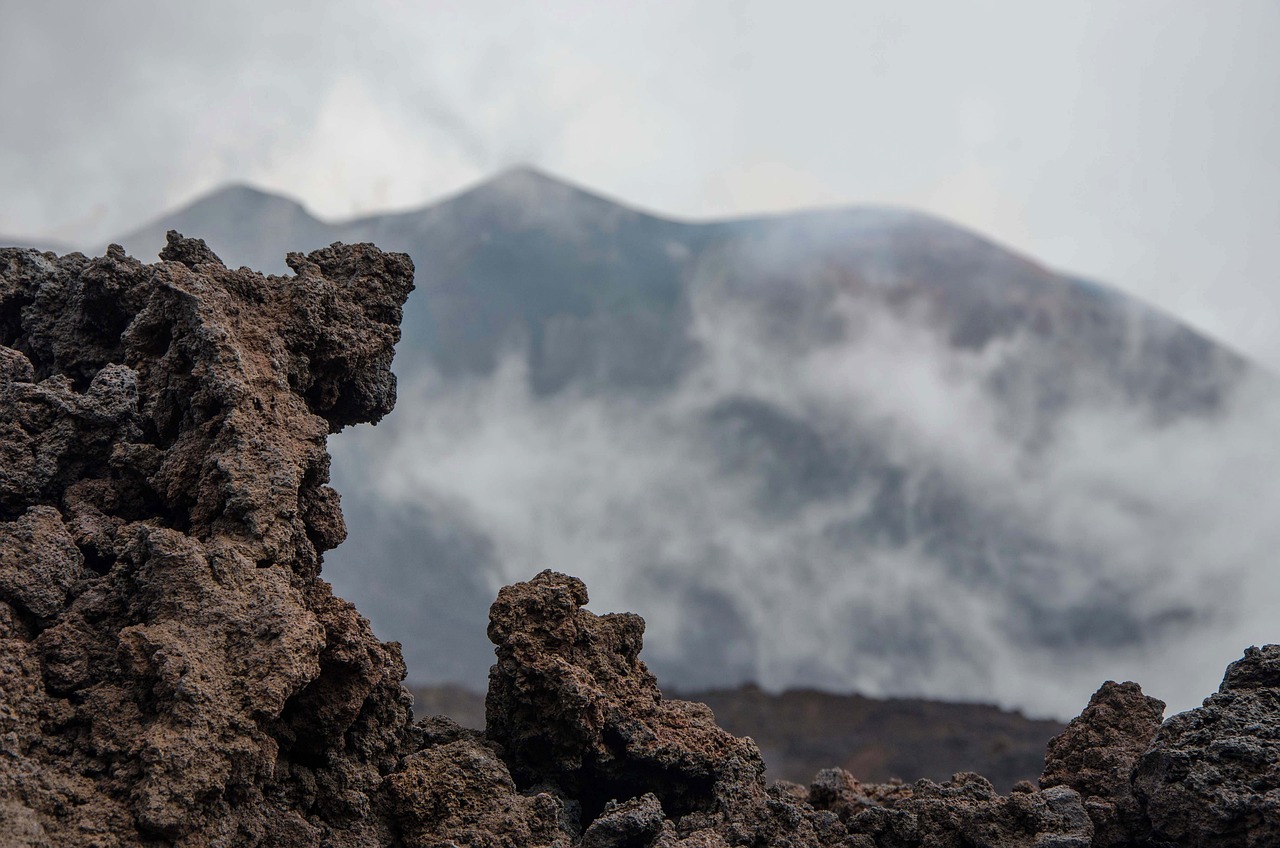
[
  {"left": 407, "top": 681, "right": 1064, "bottom": 791},
  {"left": 0, "top": 233, "right": 72, "bottom": 253},
  {"left": 115, "top": 183, "right": 341, "bottom": 274},
  {"left": 345, "top": 167, "right": 698, "bottom": 392},
  {"left": 98, "top": 169, "right": 1271, "bottom": 718}
]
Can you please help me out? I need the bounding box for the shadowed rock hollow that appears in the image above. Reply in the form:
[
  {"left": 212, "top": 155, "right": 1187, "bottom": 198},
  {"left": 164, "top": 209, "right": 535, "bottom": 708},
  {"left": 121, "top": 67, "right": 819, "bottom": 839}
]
[{"left": 0, "top": 236, "right": 1277, "bottom": 846}]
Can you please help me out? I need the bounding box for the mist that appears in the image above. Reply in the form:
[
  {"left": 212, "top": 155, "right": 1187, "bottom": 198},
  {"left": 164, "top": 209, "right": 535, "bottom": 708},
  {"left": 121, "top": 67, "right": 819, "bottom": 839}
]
[{"left": 328, "top": 248, "right": 1280, "bottom": 720}]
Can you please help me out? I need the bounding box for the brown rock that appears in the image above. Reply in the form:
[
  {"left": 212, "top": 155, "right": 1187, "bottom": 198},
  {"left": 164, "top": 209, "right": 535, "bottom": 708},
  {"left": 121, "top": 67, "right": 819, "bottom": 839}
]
[
  {"left": 581, "top": 793, "right": 665, "bottom": 848},
  {"left": 1039, "top": 680, "right": 1165, "bottom": 845},
  {"left": 807, "top": 769, "right": 1093, "bottom": 847},
  {"left": 384, "top": 740, "right": 572, "bottom": 847},
  {"left": 0, "top": 234, "right": 418, "bottom": 846},
  {"left": 484, "top": 571, "right": 766, "bottom": 821},
  {"left": 3, "top": 234, "right": 1276, "bottom": 848},
  {"left": 483, "top": 569, "right": 853, "bottom": 846},
  {"left": 0, "top": 506, "right": 84, "bottom": 618}
]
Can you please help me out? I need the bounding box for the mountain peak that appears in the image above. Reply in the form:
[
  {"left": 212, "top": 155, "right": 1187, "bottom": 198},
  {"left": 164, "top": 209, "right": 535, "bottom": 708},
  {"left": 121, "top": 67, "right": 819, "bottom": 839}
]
[
  {"left": 445, "top": 165, "right": 667, "bottom": 231},
  {"left": 486, "top": 164, "right": 564, "bottom": 187},
  {"left": 467, "top": 165, "right": 602, "bottom": 205},
  {"left": 110, "top": 182, "right": 331, "bottom": 273},
  {"left": 189, "top": 182, "right": 314, "bottom": 217}
]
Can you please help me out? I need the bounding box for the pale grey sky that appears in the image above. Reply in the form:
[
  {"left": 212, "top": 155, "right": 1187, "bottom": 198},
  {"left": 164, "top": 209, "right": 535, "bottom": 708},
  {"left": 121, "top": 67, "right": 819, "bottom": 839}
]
[{"left": 2, "top": 1, "right": 1278, "bottom": 366}]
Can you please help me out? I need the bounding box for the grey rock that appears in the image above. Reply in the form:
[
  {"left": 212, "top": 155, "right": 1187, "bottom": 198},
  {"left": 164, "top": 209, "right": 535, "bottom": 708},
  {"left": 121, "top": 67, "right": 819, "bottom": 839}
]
[{"left": 1135, "top": 645, "right": 1280, "bottom": 847}]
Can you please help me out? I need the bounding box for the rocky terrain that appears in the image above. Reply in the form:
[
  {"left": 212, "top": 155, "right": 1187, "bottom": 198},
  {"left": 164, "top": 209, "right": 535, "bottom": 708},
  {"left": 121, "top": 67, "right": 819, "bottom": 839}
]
[
  {"left": 410, "top": 683, "right": 1063, "bottom": 791},
  {"left": 74, "top": 169, "right": 1273, "bottom": 719},
  {"left": 1, "top": 236, "right": 1277, "bottom": 846}
]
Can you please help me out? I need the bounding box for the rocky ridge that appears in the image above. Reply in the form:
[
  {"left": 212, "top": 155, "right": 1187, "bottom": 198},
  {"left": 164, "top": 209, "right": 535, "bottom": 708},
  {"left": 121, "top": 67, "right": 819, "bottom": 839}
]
[
  {"left": 408, "top": 683, "right": 1064, "bottom": 791},
  {"left": 0, "top": 236, "right": 1276, "bottom": 846}
]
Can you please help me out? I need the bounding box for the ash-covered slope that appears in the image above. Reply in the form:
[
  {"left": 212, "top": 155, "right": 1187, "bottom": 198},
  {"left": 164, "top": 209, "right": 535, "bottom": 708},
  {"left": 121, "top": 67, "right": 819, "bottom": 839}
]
[
  {"left": 108, "top": 172, "right": 1272, "bottom": 718},
  {"left": 1, "top": 237, "right": 1277, "bottom": 845}
]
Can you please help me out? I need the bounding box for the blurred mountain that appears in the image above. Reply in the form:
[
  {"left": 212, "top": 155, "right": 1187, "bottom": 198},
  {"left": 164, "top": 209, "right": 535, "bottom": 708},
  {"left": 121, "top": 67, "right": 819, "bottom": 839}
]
[
  {"left": 407, "top": 682, "right": 1064, "bottom": 791},
  {"left": 1, "top": 234, "right": 72, "bottom": 253},
  {"left": 114, "top": 168, "right": 1245, "bottom": 416},
  {"left": 688, "top": 685, "right": 1064, "bottom": 791},
  {"left": 106, "top": 167, "right": 1273, "bottom": 718},
  {"left": 115, "top": 183, "right": 340, "bottom": 275}
]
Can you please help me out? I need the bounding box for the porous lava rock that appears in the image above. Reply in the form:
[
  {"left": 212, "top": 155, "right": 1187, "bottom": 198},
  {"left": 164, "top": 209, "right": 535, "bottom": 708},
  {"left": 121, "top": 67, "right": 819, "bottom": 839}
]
[
  {"left": 0, "top": 233, "right": 419, "bottom": 846},
  {"left": 1040, "top": 681, "right": 1166, "bottom": 846},
  {"left": 482, "top": 570, "right": 845, "bottom": 846},
  {"left": 485, "top": 571, "right": 767, "bottom": 822},
  {"left": 1134, "top": 645, "right": 1280, "bottom": 846},
  {"left": 804, "top": 766, "right": 1093, "bottom": 847},
  {"left": 2, "top": 236, "right": 1278, "bottom": 847},
  {"left": 481, "top": 570, "right": 1102, "bottom": 848}
]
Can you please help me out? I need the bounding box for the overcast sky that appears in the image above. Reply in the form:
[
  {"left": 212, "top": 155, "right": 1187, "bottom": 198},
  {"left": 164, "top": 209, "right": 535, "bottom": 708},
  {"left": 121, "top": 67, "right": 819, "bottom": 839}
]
[{"left": 2, "top": 1, "right": 1278, "bottom": 367}]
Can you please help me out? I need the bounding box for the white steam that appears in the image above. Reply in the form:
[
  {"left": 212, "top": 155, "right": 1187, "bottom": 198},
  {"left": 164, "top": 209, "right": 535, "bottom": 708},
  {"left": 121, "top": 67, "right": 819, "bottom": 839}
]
[{"left": 330, "top": 281, "right": 1280, "bottom": 720}]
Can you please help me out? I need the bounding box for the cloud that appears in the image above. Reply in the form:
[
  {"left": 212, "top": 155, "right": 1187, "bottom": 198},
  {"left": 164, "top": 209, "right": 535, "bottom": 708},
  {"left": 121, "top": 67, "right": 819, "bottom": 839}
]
[
  {"left": 4, "top": 0, "right": 1280, "bottom": 370},
  {"left": 901, "top": 164, "right": 1036, "bottom": 259},
  {"left": 246, "top": 74, "right": 490, "bottom": 220},
  {"left": 328, "top": 263, "right": 1280, "bottom": 719},
  {"left": 4, "top": 0, "right": 1278, "bottom": 717},
  {"left": 696, "top": 161, "right": 852, "bottom": 218}
]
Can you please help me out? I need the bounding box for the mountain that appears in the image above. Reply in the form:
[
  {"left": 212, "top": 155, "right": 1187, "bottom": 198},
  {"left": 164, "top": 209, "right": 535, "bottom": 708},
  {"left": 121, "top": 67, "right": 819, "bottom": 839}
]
[
  {"left": 408, "top": 682, "right": 1064, "bottom": 790},
  {"left": 101, "top": 167, "right": 1276, "bottom": 718},
  {"left": 4, "top": 235, "right": 1275, "bottom": 845},
  {"left": 114, "top": 168, "right": 1244, "bottom": 410},
  {"left": 114, "top": 183, "right": 340, "bottom": 274},
  {"left": 0, "top": 233, "right": 72, "bottom": 254}
]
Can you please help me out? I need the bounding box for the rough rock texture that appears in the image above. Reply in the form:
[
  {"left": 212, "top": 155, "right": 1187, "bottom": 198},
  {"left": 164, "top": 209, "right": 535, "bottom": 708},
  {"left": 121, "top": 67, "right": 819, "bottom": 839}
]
[
  {"left": 409, "top": 682, "right": 1064, "bottom": 790},
  {"left": 0, "top": 234, "right": 418, "bottom": 846},
  {"left": 482, "top": 570, "right": 1099, "bottom": 848},
  {"left": 1041, "top": 681, "right": 1166, "bottom": 846},
  {"left": 803, "top": 766, "right": 1092, "bottom": 847},
  {"left": 1, "top": 237, "right": 1277, "bottom": 847},
  {"left": 1134, "top": 645, "right": 1280, "bottom": 846},
  {"left": 485, "top": 572, "right": 767, "bottom": 822}
]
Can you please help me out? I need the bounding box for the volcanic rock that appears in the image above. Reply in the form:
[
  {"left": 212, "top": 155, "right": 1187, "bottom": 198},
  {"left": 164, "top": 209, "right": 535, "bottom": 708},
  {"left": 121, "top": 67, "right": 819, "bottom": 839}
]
[
  {"left": 1040, "top": 681, "right": 1166, "bottom": 846},
  {"left": 1, "top": 236, "right": 1278, "bottom": 847},
  {"left": 0, "top": 233, "right": 418, "bottom": 846},
  {"left": 485, "top": 570, "right": 767, "bottom": 821},
  {"left": 1134, "top": 645, "right": 1280, "bottom": 846}
]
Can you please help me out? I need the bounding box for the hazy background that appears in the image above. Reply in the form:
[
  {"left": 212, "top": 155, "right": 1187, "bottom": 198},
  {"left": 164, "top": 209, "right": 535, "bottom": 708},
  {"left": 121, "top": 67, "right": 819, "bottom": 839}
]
[
  {"left": 3, "top": 2, "right": 1279, "bottom": 720},
  {"left": 3, "top": 1, "right": 1278, "bottom": 367}
]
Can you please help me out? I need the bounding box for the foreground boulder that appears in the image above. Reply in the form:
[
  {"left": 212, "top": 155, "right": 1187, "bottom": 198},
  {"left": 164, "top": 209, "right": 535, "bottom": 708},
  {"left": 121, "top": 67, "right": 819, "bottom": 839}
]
[
  {"left": 1134, "top": 645, "right": 1280, "bottom": 846},
  {"left": 0, "top": 238, "right": 1277, "bottom": 846},
  {"left": 1040, "top": 681, "right": 1167, "bottom": 845},
  {"left": 0, "top": 234, "right": 419, "bottom": 846}
]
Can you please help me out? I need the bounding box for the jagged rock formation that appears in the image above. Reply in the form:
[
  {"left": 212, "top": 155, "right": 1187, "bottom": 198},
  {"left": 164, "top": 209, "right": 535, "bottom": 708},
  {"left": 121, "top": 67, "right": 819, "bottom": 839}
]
[
  {"left": 1134, "top": 645, "right": 1280, "bottom": 846},
  {"left": 0, "top": 233, "right": 418, "bottom": 846},
  {"left": 408, "top": 682, "right": 1065, "bottom": 790},
  {"left": 1, "top": 238, "right": 1277, "bottom": 846},
  {"left": 479, "top": 569, "right": 1097, "bottom": 847},
  {"left": 1040, "top": 681, "right": 1167, "bottom": 846}
]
